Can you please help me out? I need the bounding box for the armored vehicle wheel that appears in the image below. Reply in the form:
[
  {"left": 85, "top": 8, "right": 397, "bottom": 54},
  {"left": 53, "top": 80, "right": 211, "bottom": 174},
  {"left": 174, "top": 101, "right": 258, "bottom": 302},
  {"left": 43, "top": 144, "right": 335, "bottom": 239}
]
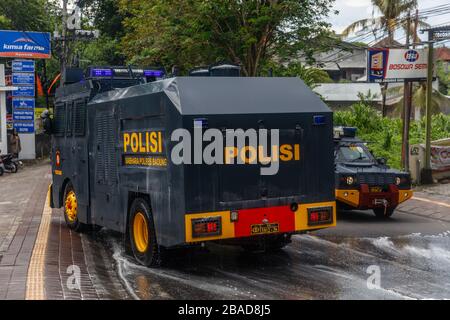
[
  {"left": 63, "top": 183, "right": 86, "bottom": 232},
  {"left": 0, "top": 167, "right": 3, "bottom": 176},
  {"left": 129, "top": 198, "right": 160, "bottom": 267},
  {"left": 373, "top": 207, "right": 395, "bottom": 219}
]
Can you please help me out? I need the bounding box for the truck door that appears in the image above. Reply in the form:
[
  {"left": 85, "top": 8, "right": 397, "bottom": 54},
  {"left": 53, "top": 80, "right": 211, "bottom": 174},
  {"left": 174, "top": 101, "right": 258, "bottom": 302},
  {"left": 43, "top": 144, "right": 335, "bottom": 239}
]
[
  {"left": 91, "top": 108, "right": 121, "bottom": 229},
  {"left": 70, "top": 99, "right": 90, "bottom": 212}
]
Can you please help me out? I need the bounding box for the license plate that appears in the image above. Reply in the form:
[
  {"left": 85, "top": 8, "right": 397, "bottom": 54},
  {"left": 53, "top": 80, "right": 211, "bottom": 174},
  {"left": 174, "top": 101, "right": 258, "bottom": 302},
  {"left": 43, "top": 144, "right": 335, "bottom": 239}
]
[
  {"left": 251, "top": 223, "right": 279, "bottom": 235},
  {"left": 370, "top": 187, "right": 382, "bottom": 193}
]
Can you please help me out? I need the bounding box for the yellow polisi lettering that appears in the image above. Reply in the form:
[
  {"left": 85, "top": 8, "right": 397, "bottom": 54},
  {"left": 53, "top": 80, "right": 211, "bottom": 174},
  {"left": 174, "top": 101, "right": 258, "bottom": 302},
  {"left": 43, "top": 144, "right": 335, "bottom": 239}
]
[
  {"left": 150, "top": 132, "right": 158, "bottom": 153},
  {"left": 225, "top": 147, "right": 238, "bottom": 164},
  {"left": 138, "top": 133, "right": 146, "bottom": 153},
  {"left": 123, "top": 131, "right": 164, "bottom": 154},
  {"left": 240, "top": 146, "right": 257, "bottom": 164},
  {"left": 258, "top": 146, "right": 271, "bottom": 164},
  {"left": 280, "top": 144, "right": 293, "bottom": 161},
  {"left": 123, "top": 133, "right": 130, "bottom": 152},
  {"left": 158, "top": 132, "right": 163, "bottom": 153},
  {"left": 294, "top": 144, "right": 300, "bottom": 160},
  {"left": 130, "top": 133, "right": 139, "bottom": 153}
]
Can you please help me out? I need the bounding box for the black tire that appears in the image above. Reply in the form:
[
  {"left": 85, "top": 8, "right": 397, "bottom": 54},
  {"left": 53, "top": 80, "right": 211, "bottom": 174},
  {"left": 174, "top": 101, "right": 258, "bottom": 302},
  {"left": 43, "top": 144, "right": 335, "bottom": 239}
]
[
  {"left": 373, "top": 207, "right": 395, "bottom": 219},
  {"left": 63, "top": 182, "right": 86, "bottom": 232},
  {"left": 128, "top": 198, "right": 160, "bottom": 267},
  {"left": 0, "top": 166, "right": 4, "bottom": 176},
  {"left": 8, "top": 163, "right": 18, "bottom": 173}
]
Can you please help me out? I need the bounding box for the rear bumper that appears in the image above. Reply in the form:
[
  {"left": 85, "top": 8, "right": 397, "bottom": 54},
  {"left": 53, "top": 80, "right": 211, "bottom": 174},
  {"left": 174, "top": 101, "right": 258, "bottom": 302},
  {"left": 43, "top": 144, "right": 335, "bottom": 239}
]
[
  {"left": 336, "top": 185, "right": 413, "bottom": 210},
  {"left": 184, "top": 201, "right": 336, "bottom": 243}
]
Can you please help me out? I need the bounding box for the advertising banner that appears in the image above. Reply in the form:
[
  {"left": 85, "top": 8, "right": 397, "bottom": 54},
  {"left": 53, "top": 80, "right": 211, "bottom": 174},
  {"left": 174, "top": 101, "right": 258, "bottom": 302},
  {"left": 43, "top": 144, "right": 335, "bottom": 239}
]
[
  {"left": 431, "top": 145, "right": 450, "bottom": 171},
  {"left": 368, "top": 48, "right": 428, "bottom": 82},
  {"left": 0, "top": 30, "right": 51, "bottom": 59}
]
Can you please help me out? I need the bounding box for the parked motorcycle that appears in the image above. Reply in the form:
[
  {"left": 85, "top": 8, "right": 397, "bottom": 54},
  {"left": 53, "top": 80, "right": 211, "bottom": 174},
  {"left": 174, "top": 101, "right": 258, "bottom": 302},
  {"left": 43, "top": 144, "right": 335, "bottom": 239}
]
[{"left": 0, "top": 151, "right": 18, "bottom": 174}]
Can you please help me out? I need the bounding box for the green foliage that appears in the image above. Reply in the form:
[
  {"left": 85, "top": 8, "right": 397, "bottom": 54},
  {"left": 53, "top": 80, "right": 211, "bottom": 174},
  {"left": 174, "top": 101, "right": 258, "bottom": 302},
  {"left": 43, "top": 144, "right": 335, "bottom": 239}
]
[
  {"left": 118, "top": 0, "right": 336, "bottom": 75},
  {"left": 334, "top": 102, "right": 450, "bottom": 169},
  {"left": 262, "top": 62, "right": 332, "bottom": 88},
  {"left": 0, "top": 0, "right": 57, "bottom": 31},
  {"left": 436, "top": 61, "right": 450, "bottom": 96}
]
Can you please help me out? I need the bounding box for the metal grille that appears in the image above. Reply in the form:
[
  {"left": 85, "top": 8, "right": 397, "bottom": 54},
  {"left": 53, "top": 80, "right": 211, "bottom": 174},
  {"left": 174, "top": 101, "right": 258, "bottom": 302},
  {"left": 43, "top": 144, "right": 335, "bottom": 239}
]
[
  {"left": 73, "top": 101, "right": 86, "bottom": 136},
  {"left": 357, "top": 173, "right": 394, "bottom": 186},
  {"left": 95, "top": 111, "right": 117, "bottom": 185},
  {"left": 54, "top": 104, "right": 66, "bottom": 136}
]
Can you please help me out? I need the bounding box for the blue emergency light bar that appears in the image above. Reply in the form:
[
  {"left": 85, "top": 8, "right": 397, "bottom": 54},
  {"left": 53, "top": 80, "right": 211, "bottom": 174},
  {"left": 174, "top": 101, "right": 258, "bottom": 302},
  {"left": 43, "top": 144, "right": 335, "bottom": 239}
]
[
  {"left": 88, "top": 67, "right": 165, "bottom": 79},
  {"left": 144, "top": 70, "right": 164, "bottom": 77},
  {"left": 90, "top": 68, "right": 114, "bottom": 77}
]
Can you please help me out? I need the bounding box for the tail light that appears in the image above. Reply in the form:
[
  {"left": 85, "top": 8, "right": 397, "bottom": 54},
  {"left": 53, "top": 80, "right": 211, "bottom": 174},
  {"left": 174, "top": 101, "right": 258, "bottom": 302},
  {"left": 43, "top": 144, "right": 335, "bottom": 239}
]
[
  {"left": 192, "top": 217, "right": 222, "bottom": 238},
  {"left": 55, "top": 151, "right": 61, "bottom": 167},
  {"left": 307, "top": 207, "right": 333, "bottom": 226}
]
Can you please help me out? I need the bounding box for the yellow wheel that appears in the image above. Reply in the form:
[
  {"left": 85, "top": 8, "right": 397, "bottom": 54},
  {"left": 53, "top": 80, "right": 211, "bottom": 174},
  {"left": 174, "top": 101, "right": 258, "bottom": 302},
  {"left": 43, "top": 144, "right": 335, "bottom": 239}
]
[
  {"left": 63, "top": 183, "right": 85, "bottom": 232},
  {"left": 129, "top": 198, "right": 159, "bottom": 267},
  {"left": 133, "top": 212, "right": 149, "bottom": 253},
  {"left": 65, "top": 190, "right": 78, "bottom": 223}
]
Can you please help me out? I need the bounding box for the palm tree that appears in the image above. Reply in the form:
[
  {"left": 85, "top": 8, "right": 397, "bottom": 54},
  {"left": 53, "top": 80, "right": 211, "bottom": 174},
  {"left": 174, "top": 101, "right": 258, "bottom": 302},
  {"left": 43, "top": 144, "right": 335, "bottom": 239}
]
[{"left": 341, "top": 0, "right": 424, "bottom": 45}]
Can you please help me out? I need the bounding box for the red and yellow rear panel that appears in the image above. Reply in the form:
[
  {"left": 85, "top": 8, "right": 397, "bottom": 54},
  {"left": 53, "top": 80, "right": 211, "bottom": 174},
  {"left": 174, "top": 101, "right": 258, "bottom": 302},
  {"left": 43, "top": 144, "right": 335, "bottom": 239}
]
[{"left": 185, "top": 201, "right": 336, "bottom": 243}]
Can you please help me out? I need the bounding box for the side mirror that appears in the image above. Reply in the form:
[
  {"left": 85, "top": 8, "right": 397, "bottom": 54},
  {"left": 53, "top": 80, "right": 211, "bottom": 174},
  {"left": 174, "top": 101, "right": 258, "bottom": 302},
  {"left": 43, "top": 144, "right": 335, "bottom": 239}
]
[{"left": 377, "top": 157, "right": 387, "bottom": 165}]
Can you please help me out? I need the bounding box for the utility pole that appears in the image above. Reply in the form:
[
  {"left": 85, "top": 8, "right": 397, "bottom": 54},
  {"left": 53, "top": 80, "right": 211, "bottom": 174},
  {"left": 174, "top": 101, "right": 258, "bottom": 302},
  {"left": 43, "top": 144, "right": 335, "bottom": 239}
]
[
  {"left": 422, "top": 33, "right": 434, "bottom": 184},
  {"left": 421, "top": 25, "right": 450, "bottom": 184},
  {"left": 61, "top": 0, "right": 68, "bottom": 85},
  {"left": 401, "top": 12, "right": 411, "bottom": 171}
]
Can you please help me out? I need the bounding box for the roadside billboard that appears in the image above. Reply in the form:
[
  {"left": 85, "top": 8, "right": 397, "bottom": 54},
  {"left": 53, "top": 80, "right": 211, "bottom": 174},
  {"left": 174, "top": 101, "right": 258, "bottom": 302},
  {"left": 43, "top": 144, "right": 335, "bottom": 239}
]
[
  {"left": 368, "top": 48, "right": 428, "bottom": 83},
  {"left": 0, "top": 30, "right": 51, "bottom": 59}
]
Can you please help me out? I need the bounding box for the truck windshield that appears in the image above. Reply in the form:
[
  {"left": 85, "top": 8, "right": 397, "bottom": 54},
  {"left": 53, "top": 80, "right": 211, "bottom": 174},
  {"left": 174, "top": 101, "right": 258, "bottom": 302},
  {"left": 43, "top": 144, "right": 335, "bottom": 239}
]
[{"left": 336, "top": 144, "right": 373, "bottom": 163}]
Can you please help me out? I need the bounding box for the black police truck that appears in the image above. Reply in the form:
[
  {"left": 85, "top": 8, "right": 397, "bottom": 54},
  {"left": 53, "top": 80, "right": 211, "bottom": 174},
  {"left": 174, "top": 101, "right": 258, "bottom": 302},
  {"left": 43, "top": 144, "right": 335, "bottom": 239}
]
[
  {"left": 334, "top": 127, "right": 413, "bottom": 218},
  {"left": 48, "top": 65, "right": 337, "bottom": 266}
]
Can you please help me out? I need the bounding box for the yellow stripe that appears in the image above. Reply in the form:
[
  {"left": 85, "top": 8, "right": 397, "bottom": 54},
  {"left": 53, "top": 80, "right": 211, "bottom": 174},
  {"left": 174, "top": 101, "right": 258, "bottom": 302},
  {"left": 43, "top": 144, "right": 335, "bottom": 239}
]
[
  {"left": 185, "top": 211, "right": 235, "bottom": 242},
  {"left": 25, "top": 186, "right": 52, "bottom": 300},
  {"left": 294, "top": 201, "right": 337, "bottom": 231},
  {"left": 412, "top": 196, "right": 450, "bottom": 208},
  {"left": 398, "top": 189, "right": 413, "bottom": 204},
  {"left": 335, "top": 189, "right": 360, "bottom": 207}
]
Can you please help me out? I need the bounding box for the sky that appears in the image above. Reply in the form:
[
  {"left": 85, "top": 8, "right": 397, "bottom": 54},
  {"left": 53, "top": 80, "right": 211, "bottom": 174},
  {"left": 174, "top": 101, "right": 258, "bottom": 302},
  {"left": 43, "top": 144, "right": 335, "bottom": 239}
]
[{"left": 330, "top": 0, "right": 450, "bottom": 44}]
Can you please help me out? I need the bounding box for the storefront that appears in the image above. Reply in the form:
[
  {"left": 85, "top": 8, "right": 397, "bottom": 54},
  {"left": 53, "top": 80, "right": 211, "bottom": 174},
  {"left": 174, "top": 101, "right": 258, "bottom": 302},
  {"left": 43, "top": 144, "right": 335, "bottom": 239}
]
[{"left": 0, "top": 64, "right": 17, "bottom": 155}]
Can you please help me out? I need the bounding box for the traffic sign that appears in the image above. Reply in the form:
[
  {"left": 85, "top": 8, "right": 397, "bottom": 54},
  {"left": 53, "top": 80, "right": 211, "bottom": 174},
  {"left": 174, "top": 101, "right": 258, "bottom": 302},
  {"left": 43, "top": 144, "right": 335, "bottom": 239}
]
[
  {"left": 12, "top": 98, "right": 35, "bottom": 109},
  {"left": 12, "top": 60, "right": 35, "bottom": 73},
  {"left": 12, "top": 73, "right": 35, "bottom": 85},
  {"left": 12, "top": 85, "right": 35, "bottom": 97}
]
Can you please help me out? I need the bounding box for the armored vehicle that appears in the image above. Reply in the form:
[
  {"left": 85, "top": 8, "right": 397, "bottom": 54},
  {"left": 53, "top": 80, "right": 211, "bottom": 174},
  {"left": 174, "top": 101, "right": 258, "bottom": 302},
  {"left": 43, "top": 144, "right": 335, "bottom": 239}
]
[
  {"left": 48, "top": 65, "right": 337, "bottom": 266},
  {"left": 334, "top": 127, "right": 413, "bottom": 218}
]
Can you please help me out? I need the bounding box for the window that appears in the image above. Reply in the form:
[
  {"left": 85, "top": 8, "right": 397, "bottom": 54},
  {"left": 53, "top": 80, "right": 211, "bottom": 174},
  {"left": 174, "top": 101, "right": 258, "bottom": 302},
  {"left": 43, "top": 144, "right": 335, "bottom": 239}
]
[
  {"left": 336, "top": 144, "right": 374, "bottom": 163},
  {"left": 73, "top": 100, "right": 86, "bottom": 136},
  {"left": 54, "top": 103, "right": 66, "bottom": 136},
  {"left": 66, "top": 102, "right": 73, "bottom": 137}
]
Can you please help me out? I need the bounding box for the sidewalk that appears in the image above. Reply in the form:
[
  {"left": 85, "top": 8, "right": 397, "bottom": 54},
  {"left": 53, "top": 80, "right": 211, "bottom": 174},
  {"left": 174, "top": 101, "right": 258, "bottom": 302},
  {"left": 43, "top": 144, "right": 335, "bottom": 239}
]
[
  {"left": 0, "top": 161, "right": 51, "bottom": 299},
  {"left": 397, "top": 183, "right": 450, "bottom": 222},
  {"left": 0, "top": 161, "right": 130, "bottom": 300}
]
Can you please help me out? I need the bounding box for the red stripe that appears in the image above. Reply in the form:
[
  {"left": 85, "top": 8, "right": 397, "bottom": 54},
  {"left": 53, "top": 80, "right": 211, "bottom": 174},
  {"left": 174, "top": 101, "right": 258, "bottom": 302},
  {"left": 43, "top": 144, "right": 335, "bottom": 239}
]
[
  {"left": 0, "top": 52, "right": 51, "bottom": 59},
  {"left": 234, "top": 205, "right": 295, "bottom": 238}
]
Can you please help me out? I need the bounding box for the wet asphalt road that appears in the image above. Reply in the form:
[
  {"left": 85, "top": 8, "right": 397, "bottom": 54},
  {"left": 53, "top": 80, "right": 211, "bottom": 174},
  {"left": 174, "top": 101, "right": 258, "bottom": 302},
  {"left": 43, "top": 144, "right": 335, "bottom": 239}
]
[{"left": 84, "top": 209, "right": 450, "bottom": 300}]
